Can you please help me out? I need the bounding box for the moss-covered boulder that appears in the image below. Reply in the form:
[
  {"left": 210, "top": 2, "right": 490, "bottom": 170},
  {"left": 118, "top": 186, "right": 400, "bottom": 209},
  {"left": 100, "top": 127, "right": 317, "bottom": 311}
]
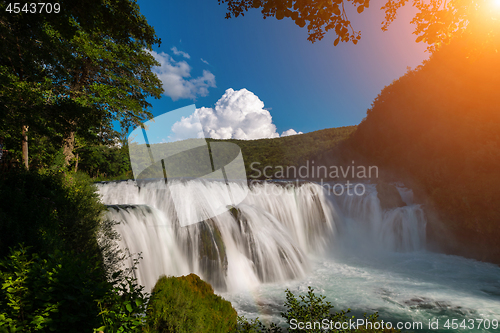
[
  {"left": 145, "top": 274, "right": 237, "bottom": 333},
  {"left": 376, "top": 182, "right": 407, "bottom": 210}
]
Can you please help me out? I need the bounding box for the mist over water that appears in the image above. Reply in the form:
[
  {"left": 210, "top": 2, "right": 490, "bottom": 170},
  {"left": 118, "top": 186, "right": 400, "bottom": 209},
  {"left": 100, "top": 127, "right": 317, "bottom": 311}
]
[{"left": 97, "top": 181, "right": 500, "bottom": 332}]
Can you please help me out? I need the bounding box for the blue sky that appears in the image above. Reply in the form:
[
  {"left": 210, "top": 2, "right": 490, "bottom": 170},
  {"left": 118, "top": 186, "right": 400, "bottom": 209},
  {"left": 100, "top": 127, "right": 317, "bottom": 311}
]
[{"left": 135, "top": 0, "right": 429, "bottom": 138}]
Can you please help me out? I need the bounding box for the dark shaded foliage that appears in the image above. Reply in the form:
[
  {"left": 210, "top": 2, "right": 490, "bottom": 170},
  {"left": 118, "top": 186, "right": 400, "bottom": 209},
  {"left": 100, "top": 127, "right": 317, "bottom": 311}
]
[
  {"left": 0, "top": 170, "right": 104, "bottom": 258},
  {"left": 344, "top": 41, "right": 500, "bottom": 263},
  {"left": 77, "top": 144, "right": 132, "bottom": 180},
  {"left": 0, "top": 170, "right": 148, "bottom": 332}
]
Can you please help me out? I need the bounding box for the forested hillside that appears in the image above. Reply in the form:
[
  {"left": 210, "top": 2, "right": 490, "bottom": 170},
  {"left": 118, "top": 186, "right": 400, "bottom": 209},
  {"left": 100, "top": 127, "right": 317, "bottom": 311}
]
[
  {"left": 69, "top": 125, "right": 356, "bottom": 181},
  {"left": 342, "top": 41, "right": 500, "bottom": 263},
  {"left": 212, "top": 126, "right": 356, "bottom": 179}
]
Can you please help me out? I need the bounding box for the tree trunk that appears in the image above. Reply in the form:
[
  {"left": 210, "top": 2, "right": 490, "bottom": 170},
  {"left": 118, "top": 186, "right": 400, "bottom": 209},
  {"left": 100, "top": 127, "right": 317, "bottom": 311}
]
[
  {"left": 74, "top": 152, "right": 79, "bottom": 172},
  {"left": 63, "top": 130, "right": 75, "bottom": 166},
  {"left": 22, "top": 125, "right": 29, "bottom": 170}
]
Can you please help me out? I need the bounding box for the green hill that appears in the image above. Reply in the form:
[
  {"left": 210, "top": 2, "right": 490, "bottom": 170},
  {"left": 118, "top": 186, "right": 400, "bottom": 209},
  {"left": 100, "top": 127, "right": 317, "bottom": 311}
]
[
  {"left": 341, "top": 40, "right": 500, "bottom": 264},
  {"left": 209, "top": 126, "right": 356, "bottom": 180},
  {"left": 80, "top": 126, "right": 356, "bottom": 181}
]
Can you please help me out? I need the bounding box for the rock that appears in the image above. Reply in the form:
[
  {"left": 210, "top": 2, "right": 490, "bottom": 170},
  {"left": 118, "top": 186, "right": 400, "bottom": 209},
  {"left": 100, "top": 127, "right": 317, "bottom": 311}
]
[
  {"left": 147, "top": 274, "right": 237, "bottom": 332},
  {"left": 376, "top": 182, "right": 407, "bottom": 210},
  {"left": 197, "top": 220, "right": 228, "bottom": 290},
  {"left": 227, "top": 205, "right": 240, "bottom": 220}
]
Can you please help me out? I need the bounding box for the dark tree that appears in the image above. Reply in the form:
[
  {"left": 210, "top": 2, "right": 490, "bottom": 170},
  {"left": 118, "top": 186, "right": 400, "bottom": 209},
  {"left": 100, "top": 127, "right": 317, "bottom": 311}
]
[{"left": 0, "top": 0, "right": 164, "bottom": 168}]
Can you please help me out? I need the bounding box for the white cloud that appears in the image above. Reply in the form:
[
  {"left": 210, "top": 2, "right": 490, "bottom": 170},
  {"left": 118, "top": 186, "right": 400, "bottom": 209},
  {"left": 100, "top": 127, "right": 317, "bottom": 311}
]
[
  {"left": 170, "top": 88, "right": 301, "bottom": 140},
  {"left": 171, "top": 46, "right": 190, "bottom": 59},
  {"left": 150, "top": 50, "right": 216, "bottom": 101},
  {"left": 170, "top": 114, "right": 205, "bottom": 141},
  {"left": 201, "top": 58, "right": 209, "bottom": 65},
  {"left": 281, "top": 129, "right": 303, "bottom": 137}
]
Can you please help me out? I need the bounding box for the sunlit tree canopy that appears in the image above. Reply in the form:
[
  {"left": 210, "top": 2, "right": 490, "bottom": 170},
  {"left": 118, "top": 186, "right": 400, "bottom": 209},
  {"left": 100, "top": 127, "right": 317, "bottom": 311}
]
[{"left": 218, "top": 0, "right": 500, "bottom": 52}]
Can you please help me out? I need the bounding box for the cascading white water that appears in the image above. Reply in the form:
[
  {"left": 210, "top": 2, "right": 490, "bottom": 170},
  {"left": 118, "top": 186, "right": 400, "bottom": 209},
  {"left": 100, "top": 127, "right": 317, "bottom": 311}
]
[
  {"left": 96, "top": 180, "right": 425, "bottom": 293},
  {"left": 97, "top": 180, "right": 500, "bottom": 332},
  {"left": 97, "top": 180, "right": 340, "bottom": 293},
  {"left": 334, "top": 183, "right": 426, "bottom": 253}
]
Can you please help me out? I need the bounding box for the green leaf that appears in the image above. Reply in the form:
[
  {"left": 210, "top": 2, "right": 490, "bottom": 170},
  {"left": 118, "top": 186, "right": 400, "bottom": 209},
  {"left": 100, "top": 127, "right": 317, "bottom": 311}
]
[{"left": 126, "top": 303, "right": 133, "bottom": 313}]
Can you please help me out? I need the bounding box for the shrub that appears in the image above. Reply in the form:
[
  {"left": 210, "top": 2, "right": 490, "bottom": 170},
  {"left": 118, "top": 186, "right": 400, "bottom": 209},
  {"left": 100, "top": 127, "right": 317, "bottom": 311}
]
[
  {"left": 0, "top": 169, "right": 105, "bottom": 259},
  {"left": 0, "top": 170, "right": 149, "bottom": 333},
  {"left": 145, "top": 274, "right": 237, "bottom": 333},
  {"left": 93, "top": 253, "right": 150, "bottom": 333},
  {"left": 0, "top": 246, "right": 107, "bottom": 332},
  {"left": 237, "top": 287, "right": 400, "bottom": 333}
]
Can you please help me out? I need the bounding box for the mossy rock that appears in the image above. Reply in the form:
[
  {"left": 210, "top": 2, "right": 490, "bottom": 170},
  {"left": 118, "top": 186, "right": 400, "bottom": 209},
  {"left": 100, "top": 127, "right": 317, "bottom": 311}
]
[
  {"left": 146, "top": 274, "right": 237, "bottom": 333},
  {"left": 227, "top": 205, "right": 250, "bottom": 234},
  {"left": 226, "top": 207, "right": 265, "bottom": 281},
  {"left": 227, "top": 205, "right": 240, "bottom": 220},
  {"left": 198, "top": 220, "right": 228, "bottom": 289},
  {"left": 376, "top": 182, "right": 406, "bottom": 210}
]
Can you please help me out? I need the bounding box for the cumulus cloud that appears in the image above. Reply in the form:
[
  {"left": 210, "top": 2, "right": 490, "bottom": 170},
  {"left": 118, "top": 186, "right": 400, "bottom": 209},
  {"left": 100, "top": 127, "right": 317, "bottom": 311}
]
[
  {"left": 170, "top": 88, "right": 302, "bottom": 140},
  {"left": 170, "top": 114, "right": 205, "bottom": 141},
  {"left": 150, "top": 50, "right": 216, "bottom": 101},
  {"left": 171, "top": 46, "right": 190, "bottom": 59},
  {"left": 281, "top": 129, "right": 303, "bottom": 137}
]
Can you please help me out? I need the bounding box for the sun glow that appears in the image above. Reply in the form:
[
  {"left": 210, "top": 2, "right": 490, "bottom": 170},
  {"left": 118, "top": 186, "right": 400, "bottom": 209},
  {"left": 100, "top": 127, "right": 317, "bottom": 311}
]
[{"left": 492, "top": 0, "right": 500, "bottom": 8}]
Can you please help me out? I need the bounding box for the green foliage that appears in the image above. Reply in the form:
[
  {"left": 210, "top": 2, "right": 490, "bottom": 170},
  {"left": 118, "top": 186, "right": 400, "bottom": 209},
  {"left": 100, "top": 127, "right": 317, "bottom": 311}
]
[
  {"left": 0, "top": 246, "right": 150, "bottom": 333},
  {"left": 0, "top": 170, "right": 104, "bottom": 258},
  {"left": 281, "top": 287, "right": 349, "bottom": 331},
  {"left": 145, "top": 274, "right": 237, "bottom": 333},
  {"left": 77, "top": 144, "right": 132, "bottom": 180},
  {"left": 0, "top": 0, "right": 163, "bottom": 168},
  {"left": 237, "top": 316, "right": 282, "bottom": 333},
  {"left": 93, "top": 255, "right": 150, "bottom": 333},
  {"left": 0, "top": 246, "right": 107, "bottom": 332},
  {"left": 344, "top": 43, "right": 500, "bottom": 263},
  {"left": 47, "top": 149, "right": 68, "bottom": 173},
  {"left": 220, "top": 126, "right": 356, "bottom": 180},
  {"left": 0, "top": 170, "right": 151, "bottom": 333},
  {"left": 123, "top": 126, "right": 355, "bottom": 182},
  {"left": 237, "top": 287, "right": 399, "bottom": 332}
]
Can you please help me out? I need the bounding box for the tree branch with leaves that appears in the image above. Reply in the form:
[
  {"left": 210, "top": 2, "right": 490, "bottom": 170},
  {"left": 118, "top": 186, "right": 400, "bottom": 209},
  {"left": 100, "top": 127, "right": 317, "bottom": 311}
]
[{"left": 218, "top": 0, "right": 500, "bottom": 52}]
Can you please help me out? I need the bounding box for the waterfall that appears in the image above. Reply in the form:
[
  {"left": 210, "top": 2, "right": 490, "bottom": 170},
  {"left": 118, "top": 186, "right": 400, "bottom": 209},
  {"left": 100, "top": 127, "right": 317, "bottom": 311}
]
[
  {"left": 334, "top": 183, "right": 426, "bottom": 254},
  {"left": 97, "top": 180, "right": 426, "bottom": 293}
]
